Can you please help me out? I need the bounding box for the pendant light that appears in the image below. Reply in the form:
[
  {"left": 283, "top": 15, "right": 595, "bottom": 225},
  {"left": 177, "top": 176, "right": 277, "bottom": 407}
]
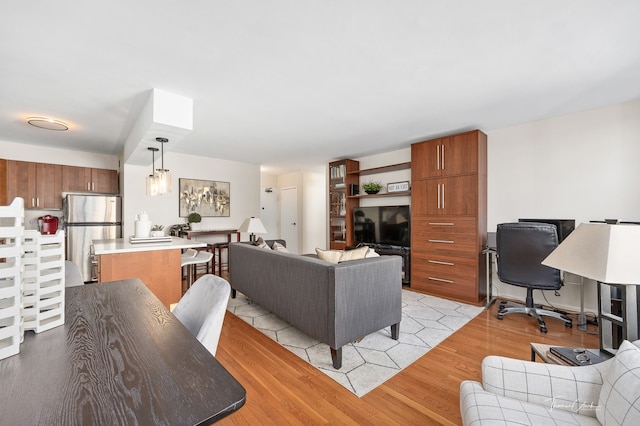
[
  {"left": 155, "top": 137, "right": 172, "bottom": 194},
  {"left": 146, "top": 147, "right": 160, "bottom": 196}
]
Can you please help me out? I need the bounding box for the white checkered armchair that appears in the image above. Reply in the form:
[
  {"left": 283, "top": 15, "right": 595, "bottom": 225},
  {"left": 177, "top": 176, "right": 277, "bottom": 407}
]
[{"left": 460, "top": 340, "right": 640, "bottom": 425}]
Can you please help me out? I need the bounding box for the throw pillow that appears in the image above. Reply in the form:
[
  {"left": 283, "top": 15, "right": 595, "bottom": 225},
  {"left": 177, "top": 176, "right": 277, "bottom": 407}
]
[
  {"left": 339, "top": 246, "right": 369, "bottom": 262},
  {"left": 255, "top": 237, "right": 271, "bottom": 249},
  {"left": 272, "top": 241, "right": 289, "bottom": 253},
  {"left": 596, "top": 340, "right": 640, "bottom": 425},
  {"left": 315, "top": 246, "right": 369, "bottom": 263},
  {"left": 315, "top": 248, "right": 343, "bottom": 264},
  {"left": 365, "top": 249, "right": 380, "bottom": 258}
]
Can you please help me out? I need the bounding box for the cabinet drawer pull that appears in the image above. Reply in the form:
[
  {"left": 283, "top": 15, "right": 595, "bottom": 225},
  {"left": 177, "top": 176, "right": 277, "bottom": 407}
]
[
  {"left": 441, "top": 183, "right": 445, "bottom": 209},
  {"left": 441, "top": 144, "right": 445, "bottom": 170},
  {"left": 31, "top": 198, "right": 35, "bottom": 207},
  {"left": 428, "top": 222, "right": 455, "bottom": 226},
  {"left": 436, "top": 145, "right": 440, "bottom": 171},
  {"left": 428, "top": 239, "right": 454, "bottom": 244},
  {"left": 429, "top": 260, "right": 454, "bottom": 266},
  {"left": 437, "top": 183, "right": 441, "bottom": 209},
  {"left": 428, "top": 277, "right": 454, "bottom": 284}
]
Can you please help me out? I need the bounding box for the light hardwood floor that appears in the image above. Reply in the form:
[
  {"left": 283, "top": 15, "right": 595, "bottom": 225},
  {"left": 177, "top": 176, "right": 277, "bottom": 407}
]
[{"left": 215, "top": 287, "right": 599, "bottom": 425}]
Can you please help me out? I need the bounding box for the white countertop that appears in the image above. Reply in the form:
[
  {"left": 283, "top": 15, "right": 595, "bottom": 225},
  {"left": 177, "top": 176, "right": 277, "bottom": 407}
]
[{"left": 93, "top": 237, "right": 206, "bottom": 255}]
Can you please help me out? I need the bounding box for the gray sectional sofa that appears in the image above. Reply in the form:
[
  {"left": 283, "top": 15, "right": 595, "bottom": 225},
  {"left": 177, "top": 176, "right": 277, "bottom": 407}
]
[{"left": 228, "top": 240, "right": 403, "bottom": 369}]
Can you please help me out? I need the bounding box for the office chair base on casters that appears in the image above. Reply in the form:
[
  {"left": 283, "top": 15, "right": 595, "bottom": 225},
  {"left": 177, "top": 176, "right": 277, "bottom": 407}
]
[{"left": 497, "top": 293, "right": 572, "bottom": 333}]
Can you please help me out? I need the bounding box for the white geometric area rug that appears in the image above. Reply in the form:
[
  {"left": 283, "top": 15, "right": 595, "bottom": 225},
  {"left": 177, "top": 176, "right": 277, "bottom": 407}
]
[{"left": 227, "top": 290, "right": 484, "bottom": 397}]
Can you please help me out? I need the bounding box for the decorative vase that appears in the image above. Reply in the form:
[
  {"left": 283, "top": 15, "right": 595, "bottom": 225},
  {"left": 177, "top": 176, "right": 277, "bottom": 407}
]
[
  {"left": 190, "top": 222, "right": 202, "bottom": 230},
  {"left": 150, "top": 231, "right": 164, "bottom": 237},
  {"left": 365, "top": 189, "right": 380, "bottom": 195}
]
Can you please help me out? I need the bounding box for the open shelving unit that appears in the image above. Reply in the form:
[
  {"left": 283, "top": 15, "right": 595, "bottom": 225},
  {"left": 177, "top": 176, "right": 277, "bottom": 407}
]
[{"left": 346, "top": 162, "right": 411, "bottom": 199}]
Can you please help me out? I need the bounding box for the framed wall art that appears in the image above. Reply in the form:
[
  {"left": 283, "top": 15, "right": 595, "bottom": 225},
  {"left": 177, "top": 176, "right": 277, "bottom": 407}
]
[{"left": 179, "top": 178, "right": 230, "bottom": 217}]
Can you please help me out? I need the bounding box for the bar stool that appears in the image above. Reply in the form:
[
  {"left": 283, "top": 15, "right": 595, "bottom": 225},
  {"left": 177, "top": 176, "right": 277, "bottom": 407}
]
[
  {"left": 212, "top": 242, "right": 230, "bottom": 276},
  {"left": 181, "top": 249, "right": 213, "bottom": 291}
]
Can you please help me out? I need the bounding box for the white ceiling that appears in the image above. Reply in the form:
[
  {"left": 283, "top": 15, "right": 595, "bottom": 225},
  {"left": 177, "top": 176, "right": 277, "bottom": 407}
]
[{"left": 2, "top": 1, "right": 639, "bottom": 174}]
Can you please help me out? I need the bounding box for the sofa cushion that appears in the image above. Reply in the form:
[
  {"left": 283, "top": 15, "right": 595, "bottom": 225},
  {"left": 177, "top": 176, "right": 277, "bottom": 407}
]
[
  {"left": 315, "top": 248, "right": 343, "bottom": 263},
  {"left": 597, "top": 340, "right": 640, "bottom": 425},
  {"left": 255, "top": 237, "right": 271, "bottom": 249},
  {"left": 272, "top": 241, "right": 289, "bottom": 253},
  {"left": 315, "top": 246, "right": 369, "bottom": 264}
]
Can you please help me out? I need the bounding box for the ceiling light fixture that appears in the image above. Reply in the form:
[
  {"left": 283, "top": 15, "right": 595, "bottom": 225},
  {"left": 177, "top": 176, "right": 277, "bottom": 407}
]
[
  {"left": 146, "top": 147, "right": 160, "bottom": 196},
  {"left": 154, "top": 137, "right": 171, "bottom": 195},
  {"left": 27, "top": 117, "right": 69, "bottom": 131}
]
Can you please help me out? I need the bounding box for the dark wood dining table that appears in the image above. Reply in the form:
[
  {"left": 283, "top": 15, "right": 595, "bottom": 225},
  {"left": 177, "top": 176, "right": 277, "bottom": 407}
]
[{"left": 0, "top": 278, "right": 246, "bottom": 425}]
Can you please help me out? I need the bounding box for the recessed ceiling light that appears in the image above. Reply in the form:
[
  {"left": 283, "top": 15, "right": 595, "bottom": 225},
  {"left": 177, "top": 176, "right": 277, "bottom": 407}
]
[{"left": 27, "top": 117, "right": 69, "bottom": 131}]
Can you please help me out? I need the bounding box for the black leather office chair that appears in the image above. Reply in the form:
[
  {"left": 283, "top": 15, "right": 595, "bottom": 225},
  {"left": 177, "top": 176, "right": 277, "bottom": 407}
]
[{"left": 496, "top": 222, "right": 572, "bottom": 333}]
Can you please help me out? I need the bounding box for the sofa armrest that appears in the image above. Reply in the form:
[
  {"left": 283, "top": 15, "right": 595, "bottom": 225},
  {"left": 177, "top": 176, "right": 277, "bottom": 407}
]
[{"left": 481, "top": 355, "right": 611, "bottom": 418}]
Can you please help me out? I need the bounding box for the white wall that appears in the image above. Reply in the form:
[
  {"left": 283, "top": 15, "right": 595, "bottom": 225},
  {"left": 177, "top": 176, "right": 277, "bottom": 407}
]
[
  {"left": 487, "top": 99, "right": 640, "bottom": 313},
  {"left": 277, "top": 170, "right": 326, "bottom": 253},
  {"left": 260, "top": 172, "right": 279, "bottom": 240},
  {"left": 122, "top": 151, "right": 261, "bottom": 243}
]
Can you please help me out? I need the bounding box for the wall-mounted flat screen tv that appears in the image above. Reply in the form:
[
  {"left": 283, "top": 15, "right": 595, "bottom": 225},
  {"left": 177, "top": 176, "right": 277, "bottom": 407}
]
[{"left": 353, "top": 205, "right": 410, "bottom": 247}]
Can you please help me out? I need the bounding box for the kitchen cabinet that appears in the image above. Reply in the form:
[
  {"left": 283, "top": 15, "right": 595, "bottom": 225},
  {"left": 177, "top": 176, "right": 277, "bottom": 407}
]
[
  {"left": 62, "top": 166, "right": 118, "bottom": 194},
  {"left": 410, "top": 130, "right": 487, "bottom": 304},
  {"left": 0, "top": 160, "right": 62, "bottom": 209}
]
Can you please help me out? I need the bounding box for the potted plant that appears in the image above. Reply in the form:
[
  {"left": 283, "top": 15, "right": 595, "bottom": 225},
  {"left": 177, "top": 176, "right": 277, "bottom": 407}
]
[
  {"left": 150, "top": 224, "right": 165, "bottom": 237},
  {"left": 187, "top": 212, "right": 202, "bottom": 230},
  {"left": 362, "top": 180, "right": 382, "bottom": 195}
]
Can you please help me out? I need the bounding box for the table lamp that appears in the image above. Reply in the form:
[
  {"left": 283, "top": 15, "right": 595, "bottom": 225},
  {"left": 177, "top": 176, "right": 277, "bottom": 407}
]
[
  {"left": 238, "top": 217, "right": 267, "bottom": 242},
  {"left": 542, "top": 223, "right": 640, "bottom": 355}
]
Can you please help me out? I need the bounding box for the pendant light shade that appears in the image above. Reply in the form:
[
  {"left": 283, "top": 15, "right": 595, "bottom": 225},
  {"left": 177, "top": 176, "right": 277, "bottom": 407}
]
[
  {"left": 146, "top": 138, "right": 171, "bottom": 196},
  {"left": 146, "top": 147, "right": 160, "bottom": 196},
  {"left": 155, "top": 137, "right": 171, "bottom": 195}
]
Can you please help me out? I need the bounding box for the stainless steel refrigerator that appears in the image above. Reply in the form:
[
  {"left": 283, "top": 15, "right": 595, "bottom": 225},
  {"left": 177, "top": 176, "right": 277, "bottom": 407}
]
[{"left": 64, "top": 194, "right": 122, "bottom": 282}]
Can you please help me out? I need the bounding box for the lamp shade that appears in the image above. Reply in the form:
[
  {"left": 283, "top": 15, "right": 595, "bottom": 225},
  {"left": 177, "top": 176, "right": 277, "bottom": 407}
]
[
  {"left": 238, "top": 217, "right": 267, "bottom": 235},
  {"left": 542, "top": 223, "right": 640, "bottom": 284}
]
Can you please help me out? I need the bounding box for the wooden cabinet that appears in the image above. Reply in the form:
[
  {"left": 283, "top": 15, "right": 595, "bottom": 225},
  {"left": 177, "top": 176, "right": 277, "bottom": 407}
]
[
  {"left": 62, "top": 166, "right": 118, "bottom": 194},
  {"left": 411, "top": 132, "right": 479, "bottom": 179},
  {"left": 410, "top": 130, "right": 487, "bottom": 304},
  {"left": 0, "top": 160, "right": 62, "bottom": 209},
  {"left": 328, "top": 159, "right": 359, "bottom": 249}
]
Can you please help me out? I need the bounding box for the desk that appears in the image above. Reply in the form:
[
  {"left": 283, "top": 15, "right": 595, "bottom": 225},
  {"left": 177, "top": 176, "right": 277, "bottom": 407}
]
[
  {"left": 482, "top": 246, "right": 497, "bottom": 309},
  {"left": 182, "top": 228, "right": 240, "bottom": 242},
  {"left": 0, "top": 279, "right": 246, "bottom": 425}
]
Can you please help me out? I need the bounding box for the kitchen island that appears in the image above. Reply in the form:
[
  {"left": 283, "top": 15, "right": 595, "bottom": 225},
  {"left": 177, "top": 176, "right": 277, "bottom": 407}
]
[{"left": 92, "top": 236, "right": 205, "bottom": 307}]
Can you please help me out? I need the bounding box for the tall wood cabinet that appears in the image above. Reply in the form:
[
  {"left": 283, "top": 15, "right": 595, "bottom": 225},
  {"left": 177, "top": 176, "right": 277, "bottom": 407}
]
[
  {"left": 0, "top": 160, "right": 62, "bottom": 209},
  {"left": 410, "top": 130, "right": 487, "bottom": 304},
  {"left": 328, "top": 159, "right": 359, "bottom": 249}
]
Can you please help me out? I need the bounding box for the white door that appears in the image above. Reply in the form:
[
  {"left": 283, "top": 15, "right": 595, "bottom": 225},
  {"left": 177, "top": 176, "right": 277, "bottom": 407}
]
[{"left": 280, "top": 187, "right": 298, "bottom": 254}]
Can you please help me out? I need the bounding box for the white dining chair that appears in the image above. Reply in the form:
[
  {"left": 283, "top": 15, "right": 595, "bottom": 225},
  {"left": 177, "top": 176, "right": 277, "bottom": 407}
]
[{"left": 171, "top": 274, "right": 231, "bottom": 357}]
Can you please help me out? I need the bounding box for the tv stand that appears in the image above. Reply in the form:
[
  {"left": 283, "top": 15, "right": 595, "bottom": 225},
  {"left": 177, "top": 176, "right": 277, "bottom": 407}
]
[{"left": 366, "top": 244, "right": 411, "bottom": 286}]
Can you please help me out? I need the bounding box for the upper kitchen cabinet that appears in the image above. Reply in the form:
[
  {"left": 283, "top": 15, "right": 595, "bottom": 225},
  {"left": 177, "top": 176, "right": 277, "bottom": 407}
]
[
  {"left": 0, "top": 159, "right": 62, "bottom": 209},
  {"left": 62, "top": 166, "right": 118, "bottom": 194},
  {"left": 411, "top": 131, "right": 480, "bottom": 179}
]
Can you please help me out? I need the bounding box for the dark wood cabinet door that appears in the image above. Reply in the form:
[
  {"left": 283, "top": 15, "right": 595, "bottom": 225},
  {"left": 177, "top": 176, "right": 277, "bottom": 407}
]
[
  {"left": 7, "top": 160, "right": 37, "bottom": 208},
  {"left": 62, "top": 165, "right": 92, "bottom": 192},
  {"left": 92, "top": 168, "right": 118, "bottom": 194},
  {"left": 36, "top": 163, "right": 62, "bottom": 209},
  {"left": 411, "top": 139, "right": 442, "bottom": 179},
  {"left": 441, "top": 132, "right": 479, "bottom": 176},
  {"left": 412, "top": 175, "right": 477, "bottom": 216}
]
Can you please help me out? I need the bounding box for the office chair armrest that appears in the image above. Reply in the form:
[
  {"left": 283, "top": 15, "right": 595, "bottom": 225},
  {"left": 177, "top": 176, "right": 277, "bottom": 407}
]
[{"left": 481, "top": 355, "right": 612, "bottom": 417}]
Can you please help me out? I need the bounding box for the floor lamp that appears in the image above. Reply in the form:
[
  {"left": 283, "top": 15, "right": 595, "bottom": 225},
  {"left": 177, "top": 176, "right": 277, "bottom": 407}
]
[
  {"left": 542, "top": 223, "right": 640, "bottom": 354},
  {"left": 238, "top": 217, "right": 267, "bottom": 242}
]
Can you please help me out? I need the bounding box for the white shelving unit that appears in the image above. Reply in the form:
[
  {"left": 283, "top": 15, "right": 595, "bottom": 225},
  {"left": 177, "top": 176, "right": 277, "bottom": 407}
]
[
  {"left": 0, "top": 198, "right": 24, "bottom": 360},
  {"left": 22, "top": 230, "right": 66, "bottom": 333}
]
